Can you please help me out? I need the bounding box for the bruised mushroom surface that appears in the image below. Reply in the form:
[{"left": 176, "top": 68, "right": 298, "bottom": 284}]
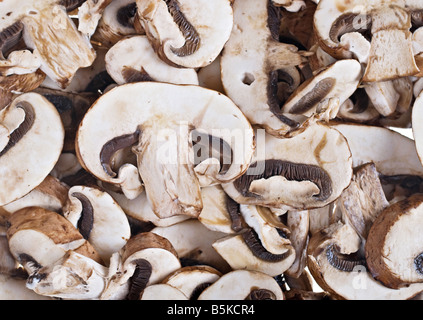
[
  {"left": 0, "top": 0, "right": 96, "bottom": 88},
  {"left": 76, "top": 82, "right": 255, "bottom": 219},
  {"left": 0, "top": 93, "right": 64, "bottom": 206},
  {"left": 136, "top": 0, "right": 233, "bottom": 68},
  {"left": 222, "top": 122, "right": 352, "bottom": 210}
]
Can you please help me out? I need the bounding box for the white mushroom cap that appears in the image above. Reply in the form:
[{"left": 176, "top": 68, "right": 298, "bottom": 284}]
[
  {"left": 105, "top": 35, "right": 199, "bottom": 85},
  {"left": 0, "top": 93, "right": 64, "bottom": 206}
]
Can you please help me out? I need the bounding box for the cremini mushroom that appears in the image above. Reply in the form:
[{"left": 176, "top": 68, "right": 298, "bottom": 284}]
[
  {"left": 105, "top": 35, "right": 199, "bottom": 85},
  {"left": 100, "top": 232, "right": 181, "bottom": 300},
  {"left": 0, "top": 93, "right": 64, "bottom": 206},
  {"left": 198, "top": 270, "right": 284, "bottom": 300},
  {"left": 314, "top": 0, "right": 423, "bottom": 82},
  {"left": 0, "top": 0, "right": 96, "bottom": 88},
  {"left": 76, "top": 82, "right": 255, "bottom": 219},
  {"left": 136, "top": 0, "right": 233, "bottom": 68},
  {"left": 222, "top": 122, "right": 352, "bottom": 211},
  {"left": 63, "top": 185, "right": 131, "bottom": 264},
  {"left": 366, "top": 194, "right": 423, "bottom": 289}
]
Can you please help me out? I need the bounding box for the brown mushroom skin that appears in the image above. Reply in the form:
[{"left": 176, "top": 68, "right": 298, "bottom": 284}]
[{"left": 366, "top": 194, "right": 423, "bottom": 289}]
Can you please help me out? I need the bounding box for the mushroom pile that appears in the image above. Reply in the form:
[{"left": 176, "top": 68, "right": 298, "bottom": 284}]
[{"left": 2, "top": 0, "right": 423, "bottom": 301}]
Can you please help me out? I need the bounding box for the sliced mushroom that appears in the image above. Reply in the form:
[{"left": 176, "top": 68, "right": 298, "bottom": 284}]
[
  {"left": 76, "top": 82, "right": 254, "bottom": 219},
  {"left": 139, "top": 283, "right": 188, "bottom": 300},
  {"left": 136, "top": 0, "right": 233, "bottom": 68},
  {"left": 6, "top": 207, "right": 103, "bottom": 276},
  {"left": 308, "top": 221, "right": 423, "bottom": 299},
  {"left": 198, "top": 270, "right": 284, "bottom": 300},
  {"left": 412, "top": 91, "right": 423, "bottom": 166},
  {"left": 26, "top": 251, "right": 108, "bottom": 300},
  {"left": 337, "top": 162, "right": 389, "bottom": 240},
  {"left": 222, "top": 122, "right": 352, "bottom": 210},
  {"left": 220, "top": 0, "right": 308, "bottom": 137},
  {"left": 78, "top": 0, "right": 114, "bottom": 37},
  {"left": 162, "top": 265, "right": 221, "bottom": 299},
  {"left": 100, "top": 232, "right": 181, "bottom": 300},
  {"left": 336, "top": 88, "right": 380, "bottom": 123},
  {"left": 105, "top": 35, "right": 199, "bottom": 85},
  {"left": 366, "top": 194, "right": 423, "bottom": 289},
  {"left": 0, "top": 93, "right": 64, "bottom": 206},
  {"left": 63, "top": 185, "right": 131, "bottom": 264},
  {"left": 314, "top": 0, "right": 422, "bottom": 82}
]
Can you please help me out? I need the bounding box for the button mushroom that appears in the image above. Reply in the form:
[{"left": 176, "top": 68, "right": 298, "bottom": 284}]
[
  {"left": 76, "top": 82, "right": 255, "bottom": 219},
  {"left": 136, "top": 0, "right": 233, "bottom": 68},
  {"left": 0, "top": 93, "right": 64, "bottom": 206}
]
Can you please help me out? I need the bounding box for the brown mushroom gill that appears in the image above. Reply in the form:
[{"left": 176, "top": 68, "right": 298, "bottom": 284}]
[
  {"left": 0, "top": 101, "right": 35, "bottom": 157},
  {"left": 122, "top": 66, "right": 155, "bottom": 83},
  {"left": 126, "top": 258, "right": 152, "bottom": 300},
  {"left": 412, "top": 10, "right": 423, "bottom": 29},
  {"left": 233, "top": 160, "right": 332, "bottom": 201},
  {"left": 100, "top": 129, "right": 142, "bottom": 177},
  {"left": 245, "top": 288, "right": 277, "bottom": 300},
  {"left": 348, "top": 87, "right": 370, "bottom": 114},
  {"left": 71, "top": 192, "right": 94, "bottom": 240},
  {"left": 241, "top": 228, "right": 291, "bottom": 262},
  {"left": 379, "top": 174, "right": 423, "bottom": 194},
  {"left": 326, "top": 244, "right": 366, "bottom": 272},
  {"left": 415, "top": 253, "right": 423, "bottom": 276},
  {"left": 0, "top": 21, "right": 24, "bottom": 59},
  {"left": 117, "top": 2, "right": 137, "bottom": 28},
  {"left": 226, "top": 196, "right": 244, "bottom": 232},
  {"left": 60, "top": 0, "right": 87, "bottom": 12},
  {"left": 329, "top": 13, "right": 372, "bottom": 44},
  {"left": 190, "top": 282, "right": 212, "bottom": 300},
  {"left": 164, "top": 0, "right": 200, "bottom": 57}
]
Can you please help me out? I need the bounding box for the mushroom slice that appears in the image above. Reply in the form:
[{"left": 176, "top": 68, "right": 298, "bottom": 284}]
[
  {"left": 314, "top": 0, "right": 421, "bottom": 82},
  {"left": 6, "top": 207, "right": 102, "bottom": 275},
  {"left": 308, "top": 221, "right": 423, "bottom": 299},
  {"left": 76, "top": 82, "right": 254, "bottom": 219},
  {"left": 63, "top": 185, "right": 131, "bottom": 264},
  {"left": 0, "top": 93, "right": 64, "bottom": 206},
  {"left": 78, "top": 0, "right": 113, "bottom": 37},
  {"left": 366, "top": 194, "right": 423, "bottom": 289},
  {"left": 26, "top": 251, "right": 108, "bottom": 300},
  {"left": 163, "top": 265, "right": 222, "bottom": 299},
  {"left": 338, "top": 162, "right": 389, "bottom": 240},
  {"left": 331, "top": 122, "right": 423, "bottom": 177},
  {"left": 412, "top": 91, "right": 423, "bottom": 166},
  {"left": 0, "top": 0, "right": 97, "bottom": 88},
  {"left": 221, "top": 0, "right": 307, "bottom": 137},
  {"left": 337, "top": 88, "right": 380, "bottom": 123},
  {"left": 92, "top": 0, "right": 140, "bottom": 47},
  {"left": 100, "top": 232, "right": 181, "bottom": 300},
  {"left": 136, "top": 0, "right": 233, "bottom": 68},
  {"left": 222, "top": 122, "right": 352, "bottom": 210},
  {"left": 198, "top": 270, "right": 284, "bottom": 300},
  {"left": 152, "top": 219, "right": 231, "bottom": 273},
  {"left": 0, "top": 175, "right": 69, "bottom": 226},
  {"left": 105, "top": 35, "right": 199, "bottom": 85},
  {"left": 139, "top": 283, "right": 188, "bottom": 300}
]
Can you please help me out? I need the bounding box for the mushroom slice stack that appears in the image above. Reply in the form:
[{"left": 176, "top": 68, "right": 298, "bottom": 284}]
[
  {"left": 162, "top": 265, "right": 222, "bottom": 299},
  {"left": 26, "top": 251, "right": 108, "bottom": 300},
  {"left": 0, "top": 0, "right": 96, "bottom": 88},
  {"left": 198, "top": 270, "right": 284, "bottom": 300},
  {"left": 221, "top": 0, "right": 308, "bottom": 137},
  {"left": 308, "top": 221, "right": 423, "bottom": 299},
  {"left": 105, "top": 35, "right": 199, "bottom": 85},
  {"left": 222, "top": 122, "right": 352, "bottom": 210},
  {"left": 76, "top": 82, "right": 255, "bottom": 219},
  {"left": 0, "top": 93, "right": 64, "bottom": 206},
  {"left": 314, "top": 0, "right": 423, "bottom": 82},
  {"left": 135, "top": 0, "right": 233, "bottom": 68},
  {"left": 366, "top": 194, "right": 423, "bottom": 289},
  {"left": 6, "top": 207, "right": 103, "bottom": 276},
  {"left": 63, "top": 185, "right": 131, "bottom": 264},
  {"left": 101, "top": 232, "right": 181, "bottom": 300}
]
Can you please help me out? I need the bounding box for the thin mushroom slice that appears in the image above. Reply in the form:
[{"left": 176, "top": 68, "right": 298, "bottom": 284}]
[
  {"left": 308, "top": 221, "right": 423, "bottom": 299},
  {"left": 412, "top": 91, "right": 423, "bottom": 166},
  {"left": 198, "top": 270, "right": 284, "bottom": 300},
  {"left": 100, "top": 232, "right": 181, "bottom": 300},
  {"left": 63, "top": 185, "right": 131, "bottom": 264},
  {"left": 26, "top": 251, "right": 108, "bottom": 300},
  {"left": 6, "top": 207, "right": 103, "bottom": 276},
  {"left": 221, "top": 0, "right": 308, "bottom": 137},
  {"left": 366, "top": 194, "right": 423, "bottom": 289},
  {"left": 76, "top": 82, "right": 254, "bottom": 219},
  {"left": 0, "top": 93, "right": 64, "bottom": 206},
  {"left": 222, "top": 122, "right": 352, "bottom": 210},
  {"left": 78, "top": 0, "right": 113, "bottom": 37},
  {"left": 105, "top": 35, "right": 199, "bottom": 85},
  {"left": 162, "top": 265, "right": 222, "bottom": 300},
  {"left": 314, "top": 0, "right": 422, "bottom": 82},
  {"left": 139, "top": 283, "right": 188, "bottom": 300},
  {"left": 136, "top": 0, "right": 233, "bottom": 68}
]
